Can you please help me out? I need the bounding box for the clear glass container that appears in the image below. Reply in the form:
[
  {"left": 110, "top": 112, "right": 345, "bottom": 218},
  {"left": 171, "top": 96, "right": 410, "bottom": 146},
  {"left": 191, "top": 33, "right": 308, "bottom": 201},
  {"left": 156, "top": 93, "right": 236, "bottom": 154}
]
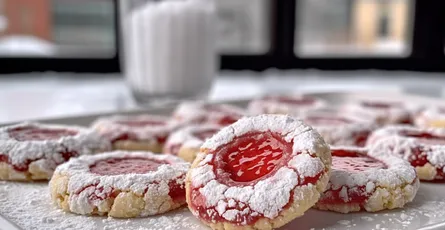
[{"left": 119, "top": 0, "right": 218, "bottom": 104}]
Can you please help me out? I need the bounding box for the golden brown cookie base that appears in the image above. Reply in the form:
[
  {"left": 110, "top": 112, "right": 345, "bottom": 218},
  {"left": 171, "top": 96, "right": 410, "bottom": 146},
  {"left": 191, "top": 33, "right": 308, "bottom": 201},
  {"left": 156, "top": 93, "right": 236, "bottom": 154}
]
[
  {"left": 112, "top": 140, "right": 163, "bottom": 153},
  {"left": 0, "top": 162, "right": 51, "bottom": 181},
  {"left": 314, "top": 181, "right": 419, "bottom": 214},
  {"left": 416, "top": 163, "right": 439, "bottom": 181},
  {"left": 177, "top": 147, "right": 200, "bottom": 163},
  {"left": 50, "top": 172, "right": 185, "bottom": 218}
]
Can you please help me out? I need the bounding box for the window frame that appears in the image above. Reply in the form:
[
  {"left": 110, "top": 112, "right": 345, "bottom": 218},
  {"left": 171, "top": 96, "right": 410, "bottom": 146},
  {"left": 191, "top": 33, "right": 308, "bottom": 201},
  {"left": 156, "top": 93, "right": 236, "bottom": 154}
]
[
  {"left": 0, "top": 0, "right": 120, "bottom": 73},
  {"left": 0, "top": 0, "right": 444, "bottom": 73}
]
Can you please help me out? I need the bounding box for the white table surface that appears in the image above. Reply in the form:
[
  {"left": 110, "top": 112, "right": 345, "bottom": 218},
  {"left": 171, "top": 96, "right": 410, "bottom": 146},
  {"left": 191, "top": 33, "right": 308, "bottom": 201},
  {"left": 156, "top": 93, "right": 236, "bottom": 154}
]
[{"left": 0, "top": 70, "right": 444, "bottom": 124}]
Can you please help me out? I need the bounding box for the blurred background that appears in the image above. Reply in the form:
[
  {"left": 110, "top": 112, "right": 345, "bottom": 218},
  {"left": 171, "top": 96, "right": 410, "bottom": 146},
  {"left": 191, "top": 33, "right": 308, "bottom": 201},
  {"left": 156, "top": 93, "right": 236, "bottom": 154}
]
[
  {"left": 1, "top": 0, "right": 445, "bottom": 123},
  {"left": 0, "top": 0, "right": 414, "bottom": 59}
]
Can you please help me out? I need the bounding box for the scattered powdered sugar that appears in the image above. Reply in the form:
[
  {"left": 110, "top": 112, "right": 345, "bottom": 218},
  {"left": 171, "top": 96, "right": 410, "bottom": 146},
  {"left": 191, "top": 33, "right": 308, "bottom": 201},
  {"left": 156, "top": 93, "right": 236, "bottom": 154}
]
[
  {"left": 0, "top": 182, "right": 206, "bottom": 230},
  {"left": 0, "top": 122, "right": 111, "bottom": 172},
  {"left": 337, "top": 220, "right": 351, "bottom": 225},
  {"left": 1, "top": 176, "right": 445, "bottom": 229}
]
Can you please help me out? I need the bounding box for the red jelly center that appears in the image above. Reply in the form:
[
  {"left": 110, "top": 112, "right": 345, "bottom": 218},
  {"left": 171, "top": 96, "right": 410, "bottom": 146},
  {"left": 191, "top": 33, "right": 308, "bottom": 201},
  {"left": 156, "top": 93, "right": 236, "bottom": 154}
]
[
  {"left": 192, "top": 129, "right": 219, "bottom": 141},
  {"left": 399, "top": 131, "right": 445, "bottom": 145},
  {"left": 8, "top": 125, "right": 78, "bottom": 141},
  {"left": 319, "top": 149, "right": 387, "bottom": 206},
  {"left": 90, "top": 157, "right": 167, "bottom": 175},
  {"left": 331, "top": 149, "right": 387, "bottom": 172},
  {"left": 214, "top": 132, "right": 290, "bottom": 185},
  {"left": 115, "top": 120, "right": 165, "bottom": 127},
  {"left": 305, "top": 116, "right": 352, "bottom": 126}
]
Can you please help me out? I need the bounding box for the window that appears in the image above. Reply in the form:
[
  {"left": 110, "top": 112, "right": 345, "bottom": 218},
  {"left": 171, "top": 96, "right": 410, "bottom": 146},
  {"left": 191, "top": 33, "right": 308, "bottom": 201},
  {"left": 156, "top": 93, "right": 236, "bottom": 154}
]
[
  {"left": 0, "top": 0, "right": 115, "bottom": 58},
  {"left": 215, "top": 0, "right": 271, "bottom": 54},
  {"left": 295, "top": 0, "right": 412, "bottom": 57}
]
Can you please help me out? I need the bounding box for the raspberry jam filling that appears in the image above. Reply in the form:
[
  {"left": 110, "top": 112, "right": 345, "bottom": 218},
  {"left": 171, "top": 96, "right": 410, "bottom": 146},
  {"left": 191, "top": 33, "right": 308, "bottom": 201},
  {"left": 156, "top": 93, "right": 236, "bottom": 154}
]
[
  {"left": 215, "top": 132, "right": 290, "bottom": 184},
  {"left": 189, "top": 132, "right": 295, "bottom": 225},
  {"left": 266, "top": 96, "right": 315, "bottom": 105},
  {"left": 85, "top": 157, "right": 185, "bottom": 202},
  {"left": 320, "top": 149, "right": 387, "bottom": 205},
  {"left": 8, "top": 125, "right": 78, "bottom": 141},
  {"left": 399, "top": 131, "right": 445, "bottom": 145},
  {"left": 90, "top": 157, "right": 167, "bottom": 175},
  {"left": 115, "top": 120, "right": 165, "bottom": 127}
]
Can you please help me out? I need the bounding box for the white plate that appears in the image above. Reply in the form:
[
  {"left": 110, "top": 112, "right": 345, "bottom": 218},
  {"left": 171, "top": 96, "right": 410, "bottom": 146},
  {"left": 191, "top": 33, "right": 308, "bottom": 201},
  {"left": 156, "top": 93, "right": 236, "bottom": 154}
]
[{"left": 1, "top": 91, "right": 445, "bottom": 230}]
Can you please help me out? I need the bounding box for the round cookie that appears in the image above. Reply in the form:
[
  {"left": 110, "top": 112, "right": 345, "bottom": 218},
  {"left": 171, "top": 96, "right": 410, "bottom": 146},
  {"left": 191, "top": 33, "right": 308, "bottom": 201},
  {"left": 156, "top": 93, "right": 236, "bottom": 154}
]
[
  {"left": 414, "top": 106, "right": 445, "bottom": 128},
  {"left": 247, "top": 94, "right": 326, "bottom": 116},
  {"left": 0, "top": 122, "right": 110, "bottom": 181},
  {"left": 342, "top": 100, "right": 412, "bottom": 125},
  {"left": 164, "top": 124, "right": 221, "bottom": 162},
  {"left": 172, "top": 101, "right": 245, "bottom": 126},
  {"left": 91, "top": 114, "right": 178, "bottom": 152},
  {"left": 315, "top": 146, "right": 419, "bottom": 213},
  {"left": 49, "top": 151, "right": 189, "bottom": 218},
  {"left": 186, "top": 115, "right": 331, "bottom": 230},
  {"left": 367, "top": 125, "right": 445, "bottom": 181},
  {"left": 303, "top": 109, "right": 376, "bottom": 147}
]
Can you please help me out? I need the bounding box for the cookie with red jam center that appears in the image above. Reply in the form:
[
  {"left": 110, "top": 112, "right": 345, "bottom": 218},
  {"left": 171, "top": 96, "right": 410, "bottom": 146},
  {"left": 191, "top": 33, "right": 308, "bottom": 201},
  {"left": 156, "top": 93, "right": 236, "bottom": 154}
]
[
  {"left": 247, "top": 94, "right": 326, "bottom": 116},
  {"left": 186, "top": 115, "right": 331, "bottom": 230},
  {"left": 315, "top": 146, "right": 419, "bottom": 213},
  {"left": 172, "top": 102, "right": 246, "bottom": 126},
  {"left": 367, "top": 125, "right": 445, "bottom": 181},
  {"left": 0, "top": 122, "right": 111, "bottom": 181},
  {"left": 343, "top": 100, "right": 413, "bottom": 125},
  {"left": 164, "top": 124, "right": 222, "bottom": 162},
  {"left": 49, "top": 151, "right": 190, "bottom": 218},
  {"left": 303, "top": 110, "right": 376, "bottom": 147},
  {"left": 91, "top": 114, "right": 178, "bottom": 152}
]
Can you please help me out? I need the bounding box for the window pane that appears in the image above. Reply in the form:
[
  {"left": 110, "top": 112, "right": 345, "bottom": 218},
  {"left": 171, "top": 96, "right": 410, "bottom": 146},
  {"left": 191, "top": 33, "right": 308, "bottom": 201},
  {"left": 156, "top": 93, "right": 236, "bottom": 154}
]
[
  {"left": 295, "top": 0, "right": 412, "bottom": 57},
  {"left": 215, "top": 0, "right": 270, "bottom": 55},
  {"left": 0, "top": 0, "right": 115, "bottom": 58}
]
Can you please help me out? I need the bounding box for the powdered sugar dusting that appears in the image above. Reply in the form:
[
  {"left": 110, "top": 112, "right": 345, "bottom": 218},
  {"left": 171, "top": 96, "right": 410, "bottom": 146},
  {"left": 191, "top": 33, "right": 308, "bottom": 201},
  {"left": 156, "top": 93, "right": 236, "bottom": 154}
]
[
  {"left": 91, "top": 114, "right": 177, "bottom": 143},
  {"left": 53, "top": 151, "right": 189, "bottom": 216},
  {"left": 368, "top": 125, "right": 445, "bottom": 180},
  {"left": 328, "top": 146, "right": 416, "bottom": 190},
  {"left": 0, "top": 122, "right": 111, "bottom": 175},
  {"left": 172, "top": 101, "right": 246, "bottom": 126},
  {"left": 164, "top": 124, "right": 221, "bottom": 154}
]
